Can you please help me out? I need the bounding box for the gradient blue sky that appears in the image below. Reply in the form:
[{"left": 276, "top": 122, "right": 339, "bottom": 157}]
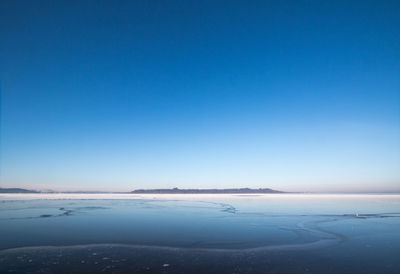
[{"left": 1, "top": 0, "right": 399, "bottom": 192}]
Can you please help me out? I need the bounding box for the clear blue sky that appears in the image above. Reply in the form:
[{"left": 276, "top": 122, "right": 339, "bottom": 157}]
[{"left": 1, "top": 0, "right": 399, "bottom": 192}]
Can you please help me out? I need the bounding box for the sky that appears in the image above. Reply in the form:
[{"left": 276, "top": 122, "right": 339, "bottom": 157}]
[{"left": 0, "top": 0, "right": 399, "bottom": 192}]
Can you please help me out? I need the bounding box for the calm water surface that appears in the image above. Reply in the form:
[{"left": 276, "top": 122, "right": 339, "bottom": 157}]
[{"left": 0, "top": 194, "right": 399, "bottom": 273}]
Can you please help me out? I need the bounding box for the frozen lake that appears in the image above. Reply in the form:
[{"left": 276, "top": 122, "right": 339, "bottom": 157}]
[{"left": 1, "top": 194, "right": 399, "bottom": 273}]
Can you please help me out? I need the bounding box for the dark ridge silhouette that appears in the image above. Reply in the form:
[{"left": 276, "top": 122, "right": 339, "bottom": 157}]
[
  {"left": 131, "top": 187, "right": 284, "bottom": 194},
  {"left": 0, "top": 188, "right": 39, "bottom": 193}
]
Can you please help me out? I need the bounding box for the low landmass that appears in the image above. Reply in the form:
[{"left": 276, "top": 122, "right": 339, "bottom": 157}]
[
  {"left": 131, "top": 187, "right": 284, "bottom": 194},
  {"left": 0, "top": 188, "right": 39, "bottom": 193},
  {"left": 0, "top": 187, "right": 285, "bottom": 194}
]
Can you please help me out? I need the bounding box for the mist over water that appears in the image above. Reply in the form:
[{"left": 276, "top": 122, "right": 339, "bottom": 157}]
[{"left": 0, "top": 194, "right": 399, "bottom": 273}]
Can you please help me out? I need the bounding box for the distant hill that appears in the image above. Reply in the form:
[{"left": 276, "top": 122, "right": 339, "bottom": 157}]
[
  {"left": 131, "top": 187, "right": 284, "bottom": 194},
  {"left": 0, "top": 188, "right": 39, "bottom": 193}
]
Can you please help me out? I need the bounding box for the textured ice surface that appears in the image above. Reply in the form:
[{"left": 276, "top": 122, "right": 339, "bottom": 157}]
[{"left": 1, "top": 194, "right": 399, "bottom": 273}]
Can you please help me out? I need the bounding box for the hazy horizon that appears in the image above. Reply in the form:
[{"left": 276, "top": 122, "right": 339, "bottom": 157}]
[
  {"left": 1, "top": 1, "right": 399, "bottom": 193},
  {"left": 1, "top": 184, "right": 400, "bottom": 194}
]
